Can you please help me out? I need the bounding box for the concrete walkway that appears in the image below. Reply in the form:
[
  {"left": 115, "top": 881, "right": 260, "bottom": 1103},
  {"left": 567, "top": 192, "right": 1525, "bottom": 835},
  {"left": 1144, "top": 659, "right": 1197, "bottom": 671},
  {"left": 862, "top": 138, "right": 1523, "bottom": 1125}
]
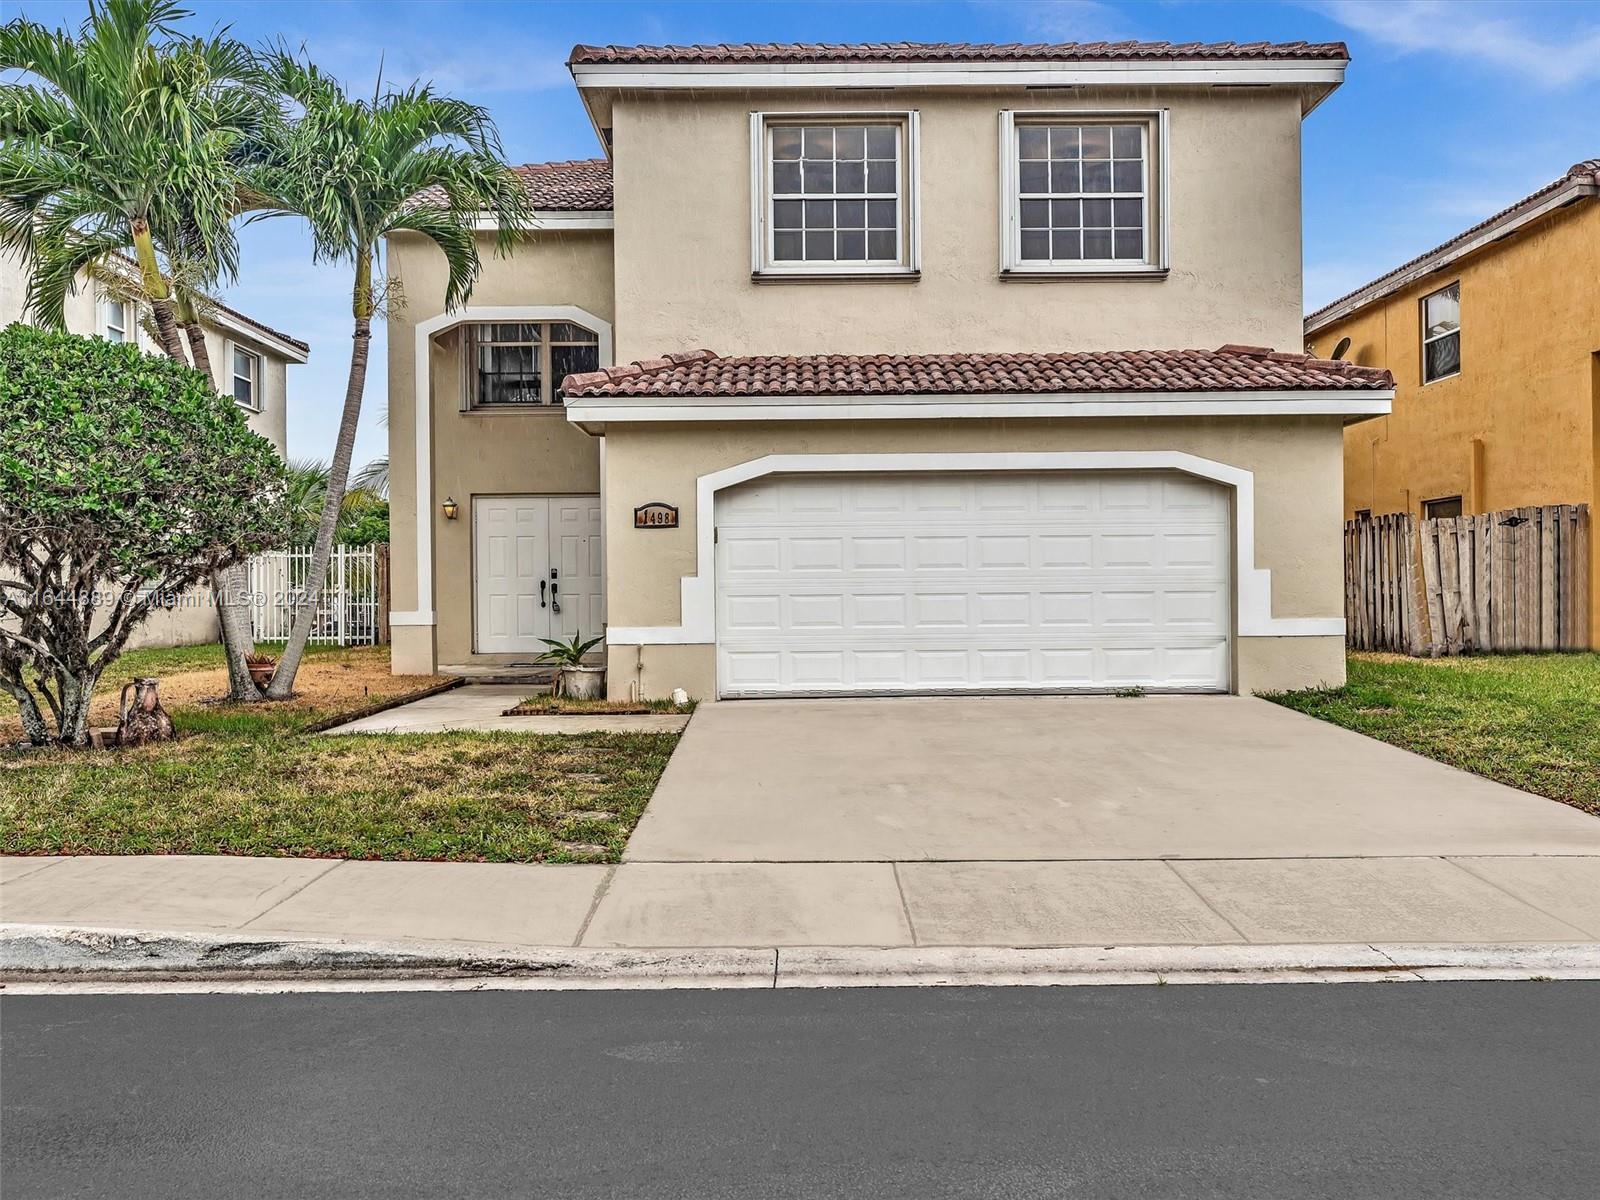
[
  {"left": 4, "top": 853, "right": 1598, "bottom": 951},
  {"left": 326, "top": 685, "right": 690, "bottom": 735}
]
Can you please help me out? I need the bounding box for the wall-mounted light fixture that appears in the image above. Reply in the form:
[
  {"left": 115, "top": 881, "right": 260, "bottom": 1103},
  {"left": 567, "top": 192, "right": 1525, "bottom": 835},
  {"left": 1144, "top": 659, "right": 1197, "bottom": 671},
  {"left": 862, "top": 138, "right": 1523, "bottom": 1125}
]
[{"left": 442, "top": 496, "right": 459, "bottom": 521}]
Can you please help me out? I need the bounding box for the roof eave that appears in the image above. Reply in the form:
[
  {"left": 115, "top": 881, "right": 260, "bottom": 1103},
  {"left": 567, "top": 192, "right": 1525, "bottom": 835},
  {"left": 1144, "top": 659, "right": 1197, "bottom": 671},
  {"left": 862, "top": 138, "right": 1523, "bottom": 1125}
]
[
  {"left": 570, "top": 56, "right": 1347, "bottom": 98},
  {"left": 1306, "top": 176, "right": 1598, "bottom": 335},
  {"left": 563, "top": 387, "right": 1394, "bottom": 435}
]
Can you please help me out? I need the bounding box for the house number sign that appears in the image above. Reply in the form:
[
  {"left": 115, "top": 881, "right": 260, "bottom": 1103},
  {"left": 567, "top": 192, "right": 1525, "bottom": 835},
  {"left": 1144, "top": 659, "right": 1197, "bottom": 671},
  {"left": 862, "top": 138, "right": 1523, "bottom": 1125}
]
[{"left": 634, "top": 502, "right": 679, "bottom": 529}]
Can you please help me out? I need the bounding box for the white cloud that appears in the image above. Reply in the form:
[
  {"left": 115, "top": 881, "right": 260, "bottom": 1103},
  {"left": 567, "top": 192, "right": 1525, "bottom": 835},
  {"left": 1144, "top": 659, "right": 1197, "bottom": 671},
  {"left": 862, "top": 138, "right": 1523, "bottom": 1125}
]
[{"left": 1315, "top": 0, "right": 1600, "bottom": 88}]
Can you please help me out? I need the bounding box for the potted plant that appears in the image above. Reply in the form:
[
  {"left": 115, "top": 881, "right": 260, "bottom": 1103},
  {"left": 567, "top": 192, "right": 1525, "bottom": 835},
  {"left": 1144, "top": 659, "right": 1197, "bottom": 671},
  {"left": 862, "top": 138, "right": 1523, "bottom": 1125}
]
[
  {"left": 536, "top": 632, "right": 606, "bottom": 700},
  {"left": 244, "top": 652, "right": 276, "bottom": 688}
]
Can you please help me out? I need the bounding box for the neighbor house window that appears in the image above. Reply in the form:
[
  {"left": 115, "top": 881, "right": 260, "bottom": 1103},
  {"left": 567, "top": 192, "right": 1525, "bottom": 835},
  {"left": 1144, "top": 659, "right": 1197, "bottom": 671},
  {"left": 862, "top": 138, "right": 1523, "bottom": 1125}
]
[
  {"left": 99, "top": 294, "right": 132, "bottom": 343},
  {"left": 1353, "top": 509, "right": 1372, "bottom": 522},
  {"left": 462, "top": 321, "right": 600, "bottom": 409},
  {"left": 1424, "top": 495, "right": 1463, "bottom": 520},
  {"left": 1002, "top": 111, "right": 1166, "bottom": 274},
  {"left": 752, "top": 112, "right": 918, "bottom": 276},
  {"left": 1422, "top": 282, "right": 1460, "bottom": 383},
  {"left": 231, "top": 347, "right": 259, "bottom": 409}
]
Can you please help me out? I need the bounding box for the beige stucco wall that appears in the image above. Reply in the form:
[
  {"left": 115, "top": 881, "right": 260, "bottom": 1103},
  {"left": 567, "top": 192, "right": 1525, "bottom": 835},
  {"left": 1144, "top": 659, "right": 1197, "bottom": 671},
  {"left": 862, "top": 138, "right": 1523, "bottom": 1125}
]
[
  {"left": 385, "top": 229, "right": 615, "bottom": 672},
  {"left": 610, "top": 85, "right": 1305, "bottom": 360},
  {"left": 598, "top": 414, "right": 1348, "bottom": 699}
]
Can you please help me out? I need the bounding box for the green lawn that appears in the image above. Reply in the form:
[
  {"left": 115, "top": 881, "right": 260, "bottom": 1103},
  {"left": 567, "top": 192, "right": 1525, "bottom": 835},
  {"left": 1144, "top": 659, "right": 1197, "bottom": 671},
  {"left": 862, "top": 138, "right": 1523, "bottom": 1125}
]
[
  {"left": 1264, "top": 653, "right": 1600, "bottom": 817},
  {"left": 2, "top": 644, "right": 681, "bottom": 863}
]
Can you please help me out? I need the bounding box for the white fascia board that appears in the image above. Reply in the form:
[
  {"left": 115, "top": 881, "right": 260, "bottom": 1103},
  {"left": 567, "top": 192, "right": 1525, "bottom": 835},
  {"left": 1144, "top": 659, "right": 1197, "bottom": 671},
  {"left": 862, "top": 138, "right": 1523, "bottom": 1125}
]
[
  {"left": 471, "top": 210, "right": 615, "bottom": 232},
  {"left": 565, "top": 389, "right": 1394, "bottom": 429},
  {"left": 570, "top": 58, "right": 1347, "bottom": 92},
  {"left": 1305, "top": 181, "right": 1596, "bottom": 335},
  {"left": 207, "top": 309, "right": 309, "bottom": 364}
]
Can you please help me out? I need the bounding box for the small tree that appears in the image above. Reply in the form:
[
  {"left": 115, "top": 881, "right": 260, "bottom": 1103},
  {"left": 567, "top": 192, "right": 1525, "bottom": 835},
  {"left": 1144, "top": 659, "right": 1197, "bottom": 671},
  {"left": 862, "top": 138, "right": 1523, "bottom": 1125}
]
[{"left": 0, "top": 325, "right": 288, "bottom": 745}]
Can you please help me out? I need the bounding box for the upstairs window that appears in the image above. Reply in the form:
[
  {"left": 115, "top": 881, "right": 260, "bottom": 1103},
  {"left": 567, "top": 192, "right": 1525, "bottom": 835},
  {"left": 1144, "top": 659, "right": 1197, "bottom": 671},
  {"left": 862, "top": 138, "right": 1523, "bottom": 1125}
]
[
  {"left": 99, "top": 294, "right": 132, "bottom": 343},
  {"left": 1002, "top": 111, "right": 1167, "bottom": 275},
  {"left": 463, "top": 321, "right": 600, "bottom": 409},
  {"left": 232, "top": 346, "right": 259, "bottom": 409},
  {"left": 752, "top": 113, "right": 919, "bottom": 277},
  {"left": 1422, "top": 282, "right": 1460, "bottom": 383}
]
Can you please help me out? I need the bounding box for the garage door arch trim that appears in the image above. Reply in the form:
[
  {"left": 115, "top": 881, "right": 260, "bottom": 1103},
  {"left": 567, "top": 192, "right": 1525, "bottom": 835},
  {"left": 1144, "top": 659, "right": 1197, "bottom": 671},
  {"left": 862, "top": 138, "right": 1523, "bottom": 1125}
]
[{"left": 604, "top": 451, "right": 1342, "bottom": 646}]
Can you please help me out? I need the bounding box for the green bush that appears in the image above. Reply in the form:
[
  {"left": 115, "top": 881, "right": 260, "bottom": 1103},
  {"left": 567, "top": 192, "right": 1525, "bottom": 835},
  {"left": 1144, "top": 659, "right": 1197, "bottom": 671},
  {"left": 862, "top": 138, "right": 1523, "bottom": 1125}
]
[{"left": 0, "top": 324, "right": 290, "bottom": 744}]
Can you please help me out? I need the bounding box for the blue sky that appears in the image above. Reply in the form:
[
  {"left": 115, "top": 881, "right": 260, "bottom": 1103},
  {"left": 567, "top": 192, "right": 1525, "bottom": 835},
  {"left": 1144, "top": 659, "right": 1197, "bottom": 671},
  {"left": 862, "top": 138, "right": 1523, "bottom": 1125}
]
[{"left": 13, "top": 0, "right": 1600, "bottom": 469}]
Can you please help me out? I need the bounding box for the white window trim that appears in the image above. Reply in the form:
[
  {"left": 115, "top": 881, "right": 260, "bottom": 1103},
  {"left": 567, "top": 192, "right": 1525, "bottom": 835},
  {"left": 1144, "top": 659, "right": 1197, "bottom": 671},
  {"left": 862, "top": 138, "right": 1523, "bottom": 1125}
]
[
  {"left": 228, "top": 341, "right": 260, "bottom": 412},
  {"left": 98, "top": 291, "right": 132, "bottom": 343},
  {"left": 459, "top": 320, "right": 602, "bottom": 413},
  {"left": 998, "top": 109, "right": 1170, "bottom": 278},
  {"left": 1420, "top": 281, "right": 1461, "bottom": 385},
  {"left": 748, "top": 109, "right": 921, "bottom": 280}
]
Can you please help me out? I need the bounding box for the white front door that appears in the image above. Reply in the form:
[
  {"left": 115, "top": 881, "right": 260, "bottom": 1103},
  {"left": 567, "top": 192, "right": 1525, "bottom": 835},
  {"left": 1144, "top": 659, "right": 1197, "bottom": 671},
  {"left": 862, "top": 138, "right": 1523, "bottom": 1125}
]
[
  {"left": 715, "top": 471, "right": 1231, "bottom": 696},
  {"left": 474, "top": 495, "right": 603, "bottom": 653}
]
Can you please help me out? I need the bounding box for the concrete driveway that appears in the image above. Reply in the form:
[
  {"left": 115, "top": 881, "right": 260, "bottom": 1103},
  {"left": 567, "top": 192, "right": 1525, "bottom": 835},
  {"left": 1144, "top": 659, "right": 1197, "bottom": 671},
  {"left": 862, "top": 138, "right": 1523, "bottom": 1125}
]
[{"left": 625, "top": 696, "right": 1600, "bottom": 863}]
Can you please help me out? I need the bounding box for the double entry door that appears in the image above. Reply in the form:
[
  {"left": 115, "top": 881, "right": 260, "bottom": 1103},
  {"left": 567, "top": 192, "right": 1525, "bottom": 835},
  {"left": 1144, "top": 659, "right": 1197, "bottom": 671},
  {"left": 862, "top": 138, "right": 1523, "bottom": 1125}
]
[{"left": 473, "top": 495, "right": 603, "bottom": 653}]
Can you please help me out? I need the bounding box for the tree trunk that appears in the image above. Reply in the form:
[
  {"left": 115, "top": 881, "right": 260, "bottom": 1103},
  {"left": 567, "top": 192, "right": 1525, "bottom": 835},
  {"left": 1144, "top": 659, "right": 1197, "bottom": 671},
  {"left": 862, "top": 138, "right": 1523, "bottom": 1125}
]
[
  {"left": 178, "top": 312, "right": 263, "bottom": 701},
  {"left": 214, "top": 567, "right": 262, "bottom": 700},
  {"left": 182, "top": 320, "right": 213, "bottom": 380},
  {"left": 268, "top": 259, "right": 372, "bottom": 698},
  {"left": 129, "top": 221, "right": 189, "bottom": 363},
  {"left": 55, "top": 668, "right": 99, "bottom": 748},
  {"left": 2, "top": 679, "right": 51, "bottom": 746}
]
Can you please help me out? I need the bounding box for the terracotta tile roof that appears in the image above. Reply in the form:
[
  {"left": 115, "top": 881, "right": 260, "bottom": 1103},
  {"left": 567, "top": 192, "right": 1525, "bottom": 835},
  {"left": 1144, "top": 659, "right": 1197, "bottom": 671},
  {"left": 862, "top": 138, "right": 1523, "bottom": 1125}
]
[
  {"left": 205, "top": 299, "right": 309, "bottom": 355},
  {"left": 563, "top": 346, "right": 1393, "bottom": 399},
  {"left": 1306, "top": 158, "right": 1600, "bottom": 332},
  {"left": 568, "top": 40, "right": 1349, "bottom": 66},
  {"left": 509, "top": 158, "right": 612, "bottom": 210},
  {"left": 412, "top": 159, "right": 613, "bottom": 212}
]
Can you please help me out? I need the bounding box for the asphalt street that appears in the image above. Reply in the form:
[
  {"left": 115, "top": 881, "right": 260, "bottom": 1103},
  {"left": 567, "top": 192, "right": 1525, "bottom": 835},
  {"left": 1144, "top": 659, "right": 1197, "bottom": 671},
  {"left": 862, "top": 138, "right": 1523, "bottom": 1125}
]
[{"left": 3, "top": 981, "right": 1597, "bottom": 1198}]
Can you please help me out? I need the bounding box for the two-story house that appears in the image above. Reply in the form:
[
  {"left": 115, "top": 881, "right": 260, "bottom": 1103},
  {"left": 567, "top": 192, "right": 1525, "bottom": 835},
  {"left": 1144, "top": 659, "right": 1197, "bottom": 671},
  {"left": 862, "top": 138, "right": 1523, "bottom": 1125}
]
[
  {"left": 1304, "top": 159, "right": 1599, "bottom": 648},
  {"left": 1, "top": 251, "right": 309, "bottom": 647},
  {"left": 387, "top": 39, "right": 1395, "bottom": 699}
]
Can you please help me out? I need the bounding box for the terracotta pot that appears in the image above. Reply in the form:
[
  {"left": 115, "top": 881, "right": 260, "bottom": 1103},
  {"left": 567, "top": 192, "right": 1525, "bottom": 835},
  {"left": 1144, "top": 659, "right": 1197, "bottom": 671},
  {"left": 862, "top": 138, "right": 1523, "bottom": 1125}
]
[
  {"left": 248, "top": 663, "right": 275, "bottom": 687},
  {"left": 558, "top": 665, "right": 606, "bottom": 700}
]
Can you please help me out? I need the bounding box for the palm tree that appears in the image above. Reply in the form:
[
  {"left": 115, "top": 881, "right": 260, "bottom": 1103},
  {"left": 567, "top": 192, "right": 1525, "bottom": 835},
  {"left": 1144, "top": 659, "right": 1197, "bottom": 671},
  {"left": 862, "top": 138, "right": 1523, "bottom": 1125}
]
[
  {"left": 352, "top": 454, "right": 389, "bottom": 498},
  {"left": 283, "top": 457, "right": 386, "bottom": 543},
  {"left": 0, "top": 0, "right": 267, "bottom": 357},
  {"left": 248, "top": 52, "right": 530, "bottom": 698},
  {"left": 0, "top": 0, "right": 274, "bottom": 701}
]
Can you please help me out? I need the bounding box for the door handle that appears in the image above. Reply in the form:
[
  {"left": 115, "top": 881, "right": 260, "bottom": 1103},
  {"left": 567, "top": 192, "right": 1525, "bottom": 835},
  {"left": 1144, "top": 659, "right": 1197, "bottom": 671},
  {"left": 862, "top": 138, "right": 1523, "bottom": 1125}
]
[
  {"left": 539, "top": 579, "right": 546, "bottom": 608},
  {"left": 551, "top": 580, "right": 560, "bottom": 615}
]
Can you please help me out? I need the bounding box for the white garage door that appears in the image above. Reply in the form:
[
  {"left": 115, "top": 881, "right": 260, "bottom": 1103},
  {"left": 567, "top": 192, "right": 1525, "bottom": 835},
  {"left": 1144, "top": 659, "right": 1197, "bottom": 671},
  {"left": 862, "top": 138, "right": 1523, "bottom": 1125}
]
[{"left": 715, "top": 471, "right": 1231, "bottom": 697}]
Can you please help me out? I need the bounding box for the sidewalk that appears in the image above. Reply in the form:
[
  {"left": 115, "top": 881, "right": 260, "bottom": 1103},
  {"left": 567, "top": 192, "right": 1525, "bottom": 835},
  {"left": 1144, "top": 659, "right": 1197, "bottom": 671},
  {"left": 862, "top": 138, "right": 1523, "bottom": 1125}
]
[{"left": 4, "top": 852, "right": 1597, "bottom": 956}]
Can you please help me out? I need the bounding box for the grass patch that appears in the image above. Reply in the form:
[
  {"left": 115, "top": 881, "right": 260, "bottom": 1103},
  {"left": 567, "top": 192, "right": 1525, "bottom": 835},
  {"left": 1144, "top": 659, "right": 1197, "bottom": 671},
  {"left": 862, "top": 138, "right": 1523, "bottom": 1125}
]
[
  {"left": 0, "top": 730, "right": 678, "bottom": 863},
  {"left": 1, "top": 643, "right": 681, "bottom": 863},
  {"left": 1263, "top": 652, "right": 1600, "bottom": 817},
  {"left": 505, "top": 696, "right": 696, "bottom": 716}
]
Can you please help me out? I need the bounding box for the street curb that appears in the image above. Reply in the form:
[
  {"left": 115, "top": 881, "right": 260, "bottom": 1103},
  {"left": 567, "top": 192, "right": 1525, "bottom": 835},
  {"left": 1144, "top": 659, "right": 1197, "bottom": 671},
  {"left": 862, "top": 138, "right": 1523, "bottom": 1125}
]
[
  {"left": 0, "top": 926, "right": 774, "bottom": 989},
  {"left": 4, "top": 925, "right": 1599, "bottom": 992}
]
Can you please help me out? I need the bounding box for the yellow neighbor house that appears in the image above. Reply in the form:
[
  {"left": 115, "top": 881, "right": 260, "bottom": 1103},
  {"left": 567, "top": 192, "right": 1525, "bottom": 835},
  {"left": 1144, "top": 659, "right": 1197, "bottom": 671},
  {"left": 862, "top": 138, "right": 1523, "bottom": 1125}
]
[{"left": 1304, "top": 158, "right": 1599, "bottom": 647}]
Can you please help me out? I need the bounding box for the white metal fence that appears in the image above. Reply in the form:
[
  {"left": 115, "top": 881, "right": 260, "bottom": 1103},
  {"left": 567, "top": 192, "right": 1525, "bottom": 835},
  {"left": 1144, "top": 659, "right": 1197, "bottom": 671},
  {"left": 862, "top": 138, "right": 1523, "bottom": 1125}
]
[{"left": 248, "top": 544, "right": 387, "bottom": 646}]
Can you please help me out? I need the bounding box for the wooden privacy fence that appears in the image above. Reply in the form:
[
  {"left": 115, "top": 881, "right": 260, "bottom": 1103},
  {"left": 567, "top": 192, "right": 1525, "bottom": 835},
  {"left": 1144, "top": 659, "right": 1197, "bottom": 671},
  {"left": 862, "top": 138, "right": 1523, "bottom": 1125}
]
[
  {"left": 1346, "top": 505, "right": 1590, "bottom": 655},
  {"left": 248, "top": 544, "right": 390, "bottom": 647},
  {"left": 1344, "top": 512, "right": 1423, "bottom": 653}
]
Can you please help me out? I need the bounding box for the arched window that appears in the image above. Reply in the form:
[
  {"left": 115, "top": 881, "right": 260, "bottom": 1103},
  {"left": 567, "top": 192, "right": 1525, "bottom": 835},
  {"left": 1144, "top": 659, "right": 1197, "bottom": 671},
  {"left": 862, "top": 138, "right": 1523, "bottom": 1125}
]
[{"left": 462, "top": 320, "right": 600, "bottom": 410}]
